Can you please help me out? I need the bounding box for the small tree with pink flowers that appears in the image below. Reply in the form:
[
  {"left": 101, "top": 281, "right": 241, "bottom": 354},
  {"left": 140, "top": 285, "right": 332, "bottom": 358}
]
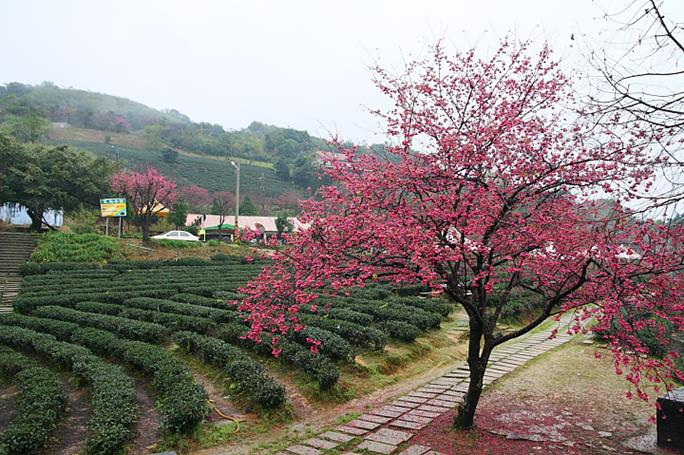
[
  {"left": 111, "top": 168, "right": 178, "bottom": 240},
  {"left": 238, "top": 40, "right": 684, "bottom": 430}
]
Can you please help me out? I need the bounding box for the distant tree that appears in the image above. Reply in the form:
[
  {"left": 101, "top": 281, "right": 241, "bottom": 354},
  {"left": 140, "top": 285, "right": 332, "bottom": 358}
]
[
  {"left": 104, "top": 135, "right": 112, "bottom": 144},
  {"left": 275, "top": 191, "right": 301, "bottom": 210},
  {"left": 1, "top": 113, "right": 50, "bottom": 142},
  {"left": 240, "top": 195, "right": 258, "bottom": 216},
  {"left": 0, "top": 134, "right": 116, "bottom": 230},
  {"left": 210, "top": 191, "right": 235, "bottom": 228},
  {"left": 143, "top": 124, "right": 164, "bottom": 149},
  {"left": 168, "top": 200, "right": 189, "bottom": 229},
  {"left": 291, "top": 156, "right": 316, "bottom": 188},
  {"left": 161, "top": 147, "right": 179, "bottom": 164},
  {"left": 275, "top": 215, "right": 293, "bottom": 238},
  {"left": 111, "top": 168, "right": 178, "bottom": 240},
  {"left": 182, "top": 185, "right": 212, "bottom": 211},
  {"left": 275, "top": 158, "right": 290, "bottom": 181}
]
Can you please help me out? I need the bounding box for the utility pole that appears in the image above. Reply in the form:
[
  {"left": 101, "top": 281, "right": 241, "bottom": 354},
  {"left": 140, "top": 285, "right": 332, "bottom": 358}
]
[{"left": 230, "top": 161, "right": 240, "bottom": 243}]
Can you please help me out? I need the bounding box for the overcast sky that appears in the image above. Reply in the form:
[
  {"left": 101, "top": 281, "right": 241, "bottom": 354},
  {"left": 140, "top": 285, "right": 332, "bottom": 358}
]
[{"left": 2, "top": 0, "right": 682, "bottom": 143}]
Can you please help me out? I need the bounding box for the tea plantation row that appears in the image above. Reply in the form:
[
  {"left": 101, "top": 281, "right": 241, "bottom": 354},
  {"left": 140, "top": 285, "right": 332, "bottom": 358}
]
[{"left": 0, "top": 257, "right": 453, "bottom": 454}]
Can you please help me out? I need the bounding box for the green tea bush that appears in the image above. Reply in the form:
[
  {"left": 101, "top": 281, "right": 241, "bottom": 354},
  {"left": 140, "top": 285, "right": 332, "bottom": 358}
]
[
  {"left": 299, "top": 315, "right": 386, "bottom": 350},
  {"left": 0, "top": 326, "right": 137, "bottom": 455},
  {"left": 174, "top": 331, "right": 286, "bottom": 409},
  {"left": 31, "top": 232, "right": 126, "bottom": 263},
  {"left": 32, "top": 306, "right": 168, "bottom": 342},
  {"left": 0, "top": 347, "right": 68, "bottom": 455},
  {"left": 71, "top": 327, "right": 209, "bottom": 433},
  {"left": 295, "top": 326, "right": 355, "bottom": 362},
  {"left": 377, "top": 320, "right": 422, "bottom": 342}
]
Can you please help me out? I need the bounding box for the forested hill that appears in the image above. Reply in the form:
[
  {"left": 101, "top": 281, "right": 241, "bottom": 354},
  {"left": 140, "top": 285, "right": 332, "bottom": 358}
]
[{"left": 0, "top": 81, "right": 379, "bottom": 166}]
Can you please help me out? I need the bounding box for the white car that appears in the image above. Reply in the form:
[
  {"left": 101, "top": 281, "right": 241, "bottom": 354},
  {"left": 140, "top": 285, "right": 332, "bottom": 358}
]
[{"left": 151, "top": 230, "right": 200, "bottom": 241}]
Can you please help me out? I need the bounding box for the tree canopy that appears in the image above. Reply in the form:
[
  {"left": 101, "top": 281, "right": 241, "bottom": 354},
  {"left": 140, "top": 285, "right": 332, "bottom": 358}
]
[
  {"left": 0, "top": 133, "right": 116, "bottom": 230},
  {"left": 238, "top": 40, "right": 684, "bottom": 429}
]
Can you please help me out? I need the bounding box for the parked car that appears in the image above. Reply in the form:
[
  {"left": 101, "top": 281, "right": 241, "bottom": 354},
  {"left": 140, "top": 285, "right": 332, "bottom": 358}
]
[{"left": 151, "top": 230, "right": 200, "bottom": 241}]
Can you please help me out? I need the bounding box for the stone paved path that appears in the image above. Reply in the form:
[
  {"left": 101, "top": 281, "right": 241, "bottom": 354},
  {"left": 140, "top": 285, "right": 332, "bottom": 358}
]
[{"left": 280, "top": 323, "right": 574, "bottom": 454}]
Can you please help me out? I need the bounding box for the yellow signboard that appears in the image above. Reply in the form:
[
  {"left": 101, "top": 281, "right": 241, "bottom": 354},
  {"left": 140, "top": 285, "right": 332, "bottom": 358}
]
[{"left": 100, "top": 198, "right": 127, "bottom": 217}]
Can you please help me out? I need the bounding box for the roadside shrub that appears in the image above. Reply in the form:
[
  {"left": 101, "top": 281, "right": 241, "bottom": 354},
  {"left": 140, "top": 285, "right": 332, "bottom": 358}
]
[
  {"left": 156, "top": 239, "right": 203, "bottom": 249},
  {"left": 377, "top": 320, "right": 422, "bottom": 342}
]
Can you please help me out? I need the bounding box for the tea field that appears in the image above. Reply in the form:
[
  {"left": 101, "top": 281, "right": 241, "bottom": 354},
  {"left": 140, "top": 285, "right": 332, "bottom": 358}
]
[{"left": 0, "top": 255, "right": 455, "bottom": 454}]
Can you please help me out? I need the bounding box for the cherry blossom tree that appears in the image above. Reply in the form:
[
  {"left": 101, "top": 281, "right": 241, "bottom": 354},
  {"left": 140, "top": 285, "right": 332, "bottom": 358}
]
[
  {"left": 111, "top": 168, "right": 178, "bottom": 240},
  {"left": 181, "top": 185, "right": 212, "bottom": 211},
  {"left": 238, "top": 40, "right": 684, "bottom": 429}
]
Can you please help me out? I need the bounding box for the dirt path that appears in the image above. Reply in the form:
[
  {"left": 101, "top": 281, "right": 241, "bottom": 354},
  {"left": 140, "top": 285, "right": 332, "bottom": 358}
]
[
  {"left": 0, "top": 385, "right": 18, "bottom": 434},
  {"left": 191, "top": 368, "right": 249, "bottom": 423},
  {"left": 49, "top": 378, "right": 92, "bottom": 455},
  {"left": 130, "top": 378, "right": 161, "bottom": 455}
]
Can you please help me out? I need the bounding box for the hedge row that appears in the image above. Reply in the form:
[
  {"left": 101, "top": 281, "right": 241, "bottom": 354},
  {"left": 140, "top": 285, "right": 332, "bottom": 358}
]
[
  {"left": 390, "top": 296, "right": 454, "bottom": 317},
  {"left": 20, "top": 257, "right": 268, "bottom": 276},
  {"left": 174, "top": 331, "right": 286, "bottom": 409},
  {"left": 72, "top": 327, "right": 210, "bottom": 433},
  {"left": 0, "top": 315, "right": 209, "bottom": 435},
  {"left": 377, "top": 320, "right": 422, "bottom": 342},
  {"left": 170, "top": 293, "right": 239, "bottom": 309},
  {"left": 0, "top": 325, "right": 137, "bottom": 455},
  {"left": 32, "top": 306, "right": 168, "bottom": 342},
  {"left": 13, "top": 288, "right": 176, "bottom": 313},
  {"left": 336, "top": 298, "right": 442, "bottom": 330},
  {"left": 295, "top": 326, "right": 356, "bottom": 362},
  {"left": 299, "top": 314, "right": 386, "bottom": 350},
  {"left": 0, "top": 347, "right": 68, "bottom": 455},
  {"left": 212, "top": 323, "right": 340, "bottom": 390}
]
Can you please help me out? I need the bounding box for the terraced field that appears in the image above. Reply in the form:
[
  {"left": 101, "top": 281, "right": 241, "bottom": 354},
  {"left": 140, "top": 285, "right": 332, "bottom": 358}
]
[{"left": 0, "top": 256, "right": 454, "bottom": 454}]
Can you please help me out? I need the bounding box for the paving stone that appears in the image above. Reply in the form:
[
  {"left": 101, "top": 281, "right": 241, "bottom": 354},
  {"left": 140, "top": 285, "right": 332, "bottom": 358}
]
[
  {"left": 320, "top": 431, "right": 354, "bottom": 443},
  {"left": 452, "top": 383, "right": 470, "bottom": 393},
  {"left": 408, "top": 392, "right": 437, "bottom": 399},
  {"left": 441, "top": 390, "right": 464, "bottom": 397},
  {"left": 389, "top": 419, "right": 426, "bottom": 430},
  {"left": 285, "top": 445, "right": 322, "bottom": 455},
  {"left": 357, "top": 439, "right": 397, "bottom": 454},
  {"left": 360, "top": 414, "right": 392, "bottom": 424},
  {"left": 366, "top": 427, "right": 414, "bottom": 445},
  {"left": 393, "top": 400, "right": 420, "bottom": 409},
  {"left": 399, "top": 395, "right": 428, "bottom": 404},
  {"left": 374, "top": 408, "right": 406, "bottom": 418},
  {"left": 349, "top": 418, "right": 382, "bottom": 430},
  {"left": 406, "top": 409, "right": 441, "bottom": 418},
  {"left": 427, "top": 399, "right": 457, "bottom": 407},
  {"left": 398, "top": 445, "right": 432, "bottom": 455},
  {"left": 337, "top": 425, "right": 368, "bottom": 436},
  {"left": 400, "top": 413, "right": 433, "bottom": 424},
  {"left": 384, "top": 405, "right": 413, "bottom": 413},
  {"left": 425, "top": 450, "right": 446, "bottom": 454},
  {"left": 417, "top": 404, "right": 450, "bottom": 413},
  {"left": 303, "top": 438, "right": 338, "bottom": 449}
]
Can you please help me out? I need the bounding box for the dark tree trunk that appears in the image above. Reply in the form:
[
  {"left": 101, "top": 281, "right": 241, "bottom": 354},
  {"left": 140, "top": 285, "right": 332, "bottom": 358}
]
[
  {"left": 26, "top": 207, "right": 44, "bottom": 232},
  {"left": 141, "top": 222, "right": 150, "bottom": 241},
  {"left": 454, "top": 316, "right": 492, "bottom": 429}
]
